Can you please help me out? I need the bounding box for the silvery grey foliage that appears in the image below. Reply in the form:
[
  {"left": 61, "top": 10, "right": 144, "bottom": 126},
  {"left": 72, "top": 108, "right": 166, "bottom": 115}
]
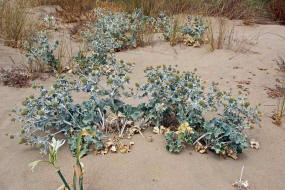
[
  {"left": 182, "top": 15, "right": 206, "bottom": 40},
  {"left": 12, "top": 56, "right": 135, "bottom": 155},
  {"left": 135, "top": 65, "right": 261, "bottom": 155},
  {"left": 156, "top": 13, "right": 207, "bottom": 44},
  {"left": 13, "top": 10, "right": 260, "bottom": 158},
  {"left": 75, "top": 9, "right": 155, "bottom": 74},
  {"left": 82, "top": 9, "right": 155, "bottom": 50},
  {"left": 24, "top": 30, "right": 59, "bottom": 72},
  {"left": 156, "top": 13, "right": 173, "bottom": 41}
]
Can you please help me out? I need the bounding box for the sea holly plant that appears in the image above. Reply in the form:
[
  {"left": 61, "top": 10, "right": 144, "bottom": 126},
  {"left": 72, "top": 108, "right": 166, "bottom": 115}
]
[
  {"left": 12, "top": 62, "right": 261, "bottom": 159},
  {"left": 199, "top": 84, "right": 261, "bottom": 156},
  {"left": 82, "top": 9, "right": 155, "bottom": 52},
  {"left": 11, "top": 54, "right": 136, "bottom": 155},
  {"left": 182, "top": 15, "right": 207, "bottom": 46},
  {"left": 135, "top": 65, "right": 261, "bottom": 158},
  {"left": 24, "top": 30, "right": 59, "bottom": 72},
  {"left": 12, "top": 9, "right": 260, "bottom": 159},
  {"left": 165, "top": 122, "right": 198, "bottom": 153},
  {"left": 156, "top": 14, "right": 207, "bottom": 46},
  {"left": 135, "top": 65, "right": 207, "bottom": 128},
  {"left": 12, "top": 76, "right": 80, "bottom": 154},
  {"left": 75, "top": 8, "right": 155, "bottom": 75},
  {"left": 156, "top": 13, "right": 173, "bottom": 41}
]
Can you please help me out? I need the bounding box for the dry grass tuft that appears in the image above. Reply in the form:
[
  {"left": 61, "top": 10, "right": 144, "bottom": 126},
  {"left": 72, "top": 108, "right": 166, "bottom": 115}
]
[
  {"left": 115, "top": 0, "right": 267, "bottom": 20},
  {"left": 217, "top": 18, "right": 227, "bottom": 49},
  {"left": 169, "top": 18, "right": 183, "bottom": 46},
  {"left": 32, "top": 0, "right": 122, "bottom": 23},
  {"left": 204, "top": 18, "right": 227, "bottom": 51},
  {"left": 205, "top": 19, "right": 215, "bottom": 52},
  {"left": 0, "top": 0, "right": 37, "bottom": 48},
  {"left": 205, "top": 18, "right": 259, "bottom": 53},
  {"left": 267, "top": 0, "right": 285, "bottom": 23},
  {"left": 26, "top": 0, "right": 284, "bottom": 24},
  {"left": 116, "top": 0, "right": 198, "bottom": 16},
  {"left": 223, "top": 25, "right": 259, "bottom": 53},
  {"left": 29, "top": 0, "right": 270, "bottom": 22}
]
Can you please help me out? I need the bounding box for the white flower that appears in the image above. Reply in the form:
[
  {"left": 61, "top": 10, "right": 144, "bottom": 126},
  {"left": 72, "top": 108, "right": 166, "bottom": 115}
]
[
  {"left": 49, "top": 137, "right": 65, "bottom": 152},
  {"left": 43, "top": 15, "right": 56, "bottom": 27}
]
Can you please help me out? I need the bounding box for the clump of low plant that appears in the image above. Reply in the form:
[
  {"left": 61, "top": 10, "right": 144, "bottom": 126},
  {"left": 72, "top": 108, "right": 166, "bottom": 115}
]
[
  {"left": 75, "top": 9, "right": 157, "bottom": 74},
  {"left": 136, "top": 65, "right": 261, "bottom": 158},
  {"left": 271, "top": 56, "right": 285, "bottom": 126},
  {"left": 182, "top": 15, "right": 207, "bottom": 47},
  {"left": 156, "top": 14, "right": 182, "bottom": 46},
  {"left": 0, "top": 67, "right": 31, "bottom": 88},
  {"left": 12, "top": 8, "right": 260, "bottom": 160},
  {"left": 165, "top": 122, "right": 197, "bottom": 153},
  {"left": 82, "top": 9, "right": 156, "bottom": 51},
  {"left": 83, "top": 9, "right": 206, "bottom": 49},
  {"left": 272, "top": 94, "right": 285, "bottom": 126},
  {"left": 24, "top": 30, "right": 60, "bottom": 73},
  {"left": 11, "top": 50, "right": 137, "bottom": 155},
  {"left": 156, "top": 14, "right": 207, "bottom": 46},
  {"left": 11, "top": 75, "right": 102, "bottom": 155}
]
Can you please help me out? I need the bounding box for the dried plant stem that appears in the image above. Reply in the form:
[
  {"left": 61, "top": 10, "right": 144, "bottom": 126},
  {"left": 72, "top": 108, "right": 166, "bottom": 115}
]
[
  {"left": 206, "top": 19, "right": 215, "bottom": 52},
  {"left": 217, "top": 18, "right": 226, "bottom": 49},
  {"left": 119, "top": 120, "right": 128, "bottom": 137},
  {"left": 239, "top": 165, "right": 244, "bottom": 182},
  {"left": 138, "top": 130, "right": 145, "bottom": 138},
  {"left": 97, "top": 108, "right": 106, "bottom": 131},
  {"left": 193, "top": 133, "right": 210, "bottom": 145}
]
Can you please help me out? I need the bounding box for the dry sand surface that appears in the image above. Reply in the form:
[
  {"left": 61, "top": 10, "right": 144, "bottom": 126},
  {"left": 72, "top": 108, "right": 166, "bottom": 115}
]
[{"left": 0, "top": 20, "right": 285, "bottom": 190}]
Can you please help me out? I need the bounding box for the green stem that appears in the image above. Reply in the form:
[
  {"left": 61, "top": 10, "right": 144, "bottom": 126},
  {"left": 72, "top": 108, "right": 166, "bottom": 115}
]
[
  {"left": 79, "top": 176, "right": 83, "bottom": 190},
  {"left": 77, "top": 162, "right": 84, "bottom": 190},
  {"left": 57, "top": 170, "right": 71, "bottom": 190},
  {"left": 73, "top": 166, "right": 77, "bottom": 190}
]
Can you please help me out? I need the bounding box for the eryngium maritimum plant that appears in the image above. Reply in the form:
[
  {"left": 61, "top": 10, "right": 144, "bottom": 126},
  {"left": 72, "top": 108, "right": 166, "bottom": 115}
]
[
  {"left": 12, "top": 9, "right": 260, "bottom": 159},
  {"left": 82, "top": 9, "right": 155, "bottom": 52},
  {"left": 24, "top": 30, "right": 59, "bottom": 72},
  {"left": 156, "top": 14, "right": 207, "bottom": 46},
  {"left": 135, "top": 65, "right": 261, "bottom": 157},
  {"left": 12, "top": 55, "right": 136, "bottom": 155}
]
